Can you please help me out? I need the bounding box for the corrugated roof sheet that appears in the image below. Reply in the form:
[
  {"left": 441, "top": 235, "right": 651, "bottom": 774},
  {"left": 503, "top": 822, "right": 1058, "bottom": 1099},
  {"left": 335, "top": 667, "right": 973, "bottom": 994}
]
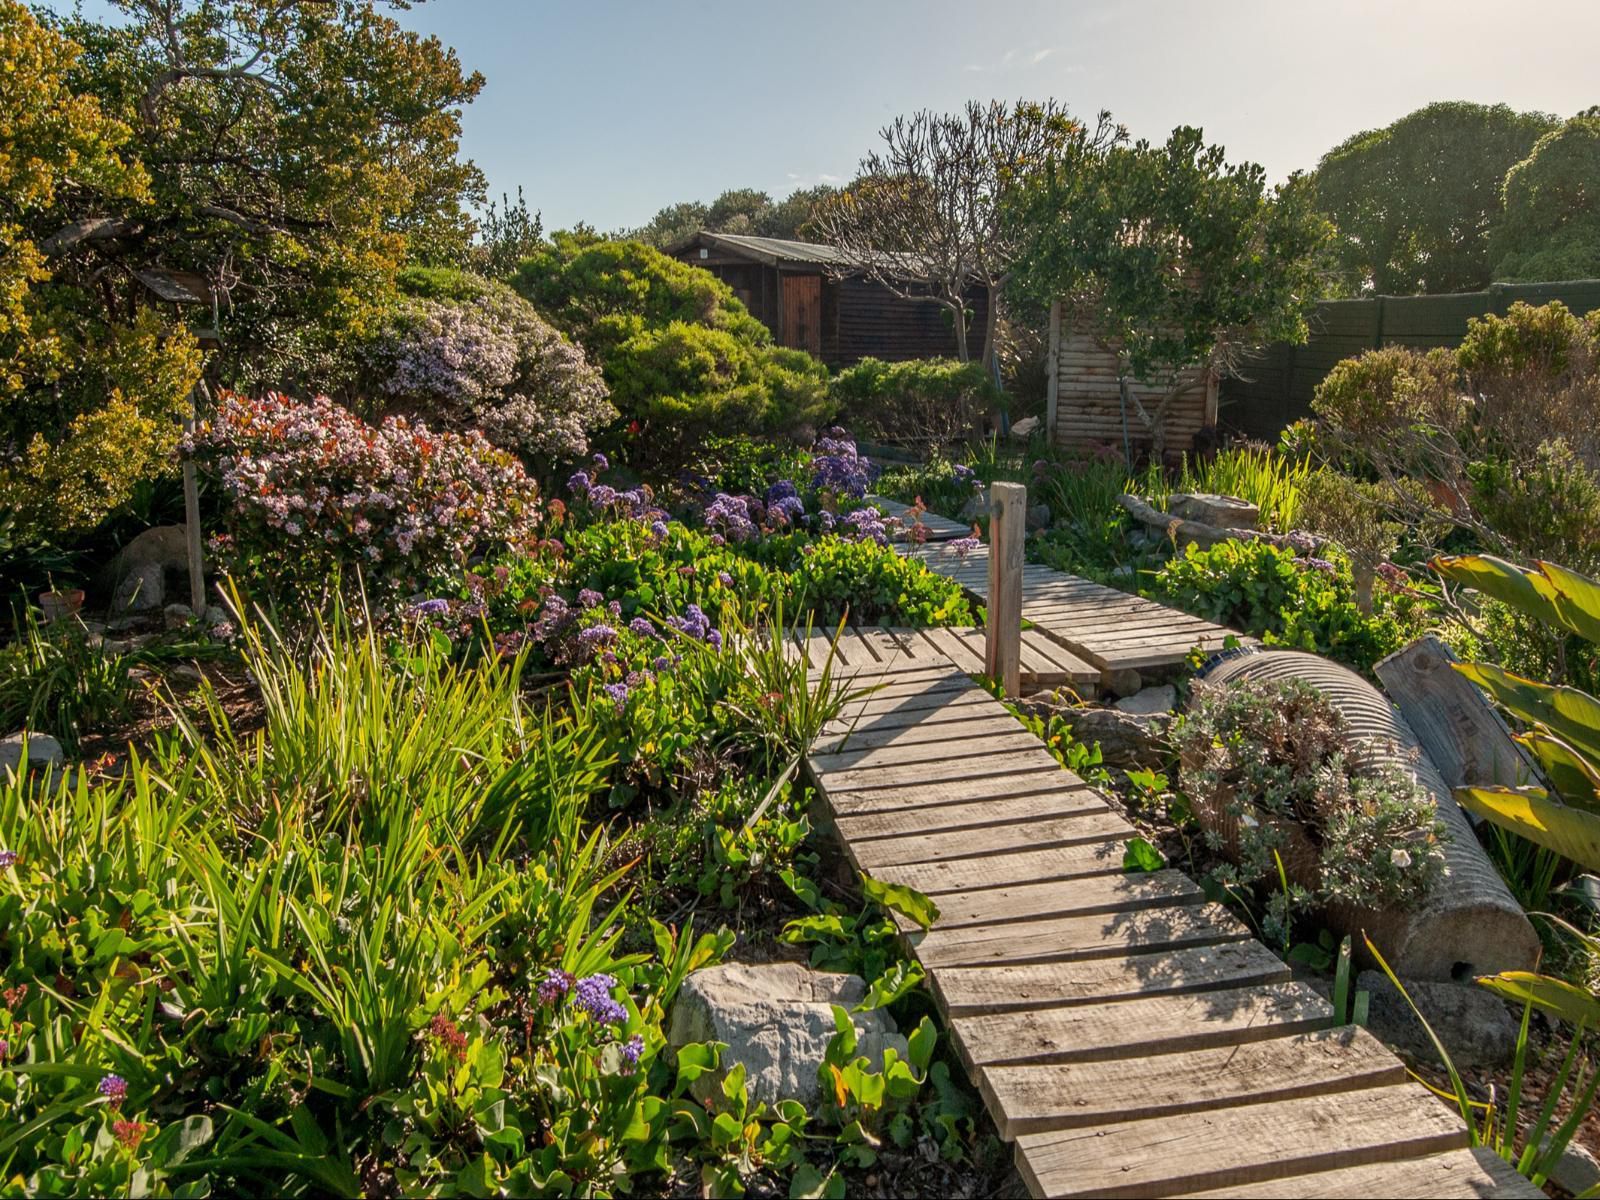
[{"left": 677, "top": 231, "right": 855, "bottom": 267}]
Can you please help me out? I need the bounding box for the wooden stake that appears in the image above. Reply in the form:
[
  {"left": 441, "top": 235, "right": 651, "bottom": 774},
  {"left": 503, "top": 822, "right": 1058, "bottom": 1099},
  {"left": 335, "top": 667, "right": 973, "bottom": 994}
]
[
  {"left": 182, "top": 380, "right": 210, "bottom": 618},
  {"left": 985, "top": 481, "right": 1025, "bottom": 697}
]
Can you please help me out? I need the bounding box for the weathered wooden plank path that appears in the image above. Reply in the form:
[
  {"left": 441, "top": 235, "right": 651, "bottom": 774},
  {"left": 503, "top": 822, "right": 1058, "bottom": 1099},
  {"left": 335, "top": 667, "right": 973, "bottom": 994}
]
[
  {"left": 807, "top": 657, "right": 1540, "bottom": 1199},
  {"left": 873, "top": 497, "right": 1257, "bottom": 690}
]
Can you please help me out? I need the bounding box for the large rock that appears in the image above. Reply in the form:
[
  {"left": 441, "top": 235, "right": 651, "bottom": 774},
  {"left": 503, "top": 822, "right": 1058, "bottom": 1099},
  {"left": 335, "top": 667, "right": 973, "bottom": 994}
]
[
  {"left": 1017, "top": 697, "right": 1168, "bottom": 767},
  {"left": 1170, "top": 493, "right": 1259, "bottom": 529},
  {"left": 1356, "top": 970, "right": 1519, "bottom": 1068},
  {"left": 1115, "top": 685, "right": 1177, "bottom": 719},
  {"left": 102, "top": 526, "right": 190, "bottom": 614},
  {"left": 667, "top": 962, "right": 906, "bottom": 1108},
  {"left": 1026, "top": 503, "right": 1052, "bottom": 532},
  {"left": 958, "top": 494, "right": 990, "bottom": 523},
  {"left": 0, "top": 731, "right": 65, "bottom": 782},
  {"left": 1008, "top": 416, "right": 1041, "bottom": 441}
]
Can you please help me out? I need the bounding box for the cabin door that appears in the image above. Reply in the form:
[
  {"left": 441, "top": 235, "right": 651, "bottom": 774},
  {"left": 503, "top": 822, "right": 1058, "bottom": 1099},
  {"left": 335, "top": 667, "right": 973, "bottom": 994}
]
[{"left": 781, "top": 274, "right": 822, "bottom": 356}]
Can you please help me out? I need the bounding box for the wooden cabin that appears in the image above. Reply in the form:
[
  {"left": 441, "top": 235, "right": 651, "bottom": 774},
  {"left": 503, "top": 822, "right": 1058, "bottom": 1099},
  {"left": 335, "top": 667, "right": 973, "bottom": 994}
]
[
  {"left": 668, "top": 231, "right": 987, "bottom": 367},
  {"left": 1044, "top": 300, "right": 1218, "bottom": 457}
]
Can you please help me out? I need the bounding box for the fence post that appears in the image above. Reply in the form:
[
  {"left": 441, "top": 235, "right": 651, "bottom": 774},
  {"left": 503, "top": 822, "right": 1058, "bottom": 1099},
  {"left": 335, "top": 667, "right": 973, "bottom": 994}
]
[{"left": 985, "top": 481, "right": 1025, "bottom": 697}]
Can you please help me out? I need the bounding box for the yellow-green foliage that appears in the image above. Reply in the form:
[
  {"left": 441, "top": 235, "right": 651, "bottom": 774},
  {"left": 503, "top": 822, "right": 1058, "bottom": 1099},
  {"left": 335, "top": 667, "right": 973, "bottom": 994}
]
[{"left": 0, "top": 2, "right": 200, "bottom": 540}]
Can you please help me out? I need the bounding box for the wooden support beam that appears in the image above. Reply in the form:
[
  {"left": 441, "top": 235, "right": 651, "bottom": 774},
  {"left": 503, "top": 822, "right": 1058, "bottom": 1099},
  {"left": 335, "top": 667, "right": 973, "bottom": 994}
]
[{"left": 985, "top": 482, "right": 1025, "bottom": 697}]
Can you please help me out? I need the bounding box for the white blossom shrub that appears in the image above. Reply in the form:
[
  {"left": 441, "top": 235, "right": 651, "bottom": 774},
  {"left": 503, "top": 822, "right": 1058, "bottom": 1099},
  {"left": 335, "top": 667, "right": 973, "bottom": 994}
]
[{"left": 371, "top": 280, "right": 614, "bottom": 461}]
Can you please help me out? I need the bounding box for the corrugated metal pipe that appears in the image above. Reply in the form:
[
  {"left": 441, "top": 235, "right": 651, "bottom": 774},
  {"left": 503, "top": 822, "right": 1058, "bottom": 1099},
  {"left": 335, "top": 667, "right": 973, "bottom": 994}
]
[{"left": 1194, "top": 649, "right": 1540, "bottom": 981}]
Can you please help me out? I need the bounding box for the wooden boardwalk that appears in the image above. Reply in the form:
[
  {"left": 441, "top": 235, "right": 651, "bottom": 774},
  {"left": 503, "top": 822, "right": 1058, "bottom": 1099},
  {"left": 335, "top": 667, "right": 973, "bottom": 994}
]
[
  {"left": 808, "top": 658, "right": 1541, "bottom": 1200},
  {"left": 874, "top": 497, "right": 1256, "bottom": 690}
]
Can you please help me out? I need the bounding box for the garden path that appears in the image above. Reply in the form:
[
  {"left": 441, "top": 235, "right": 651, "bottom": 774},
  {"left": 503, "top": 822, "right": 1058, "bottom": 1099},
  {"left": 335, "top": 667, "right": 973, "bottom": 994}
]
[
  {"left": 805, "top": 658, "right": 1542, "bottom": 1199},
  {"left": 871, "top": 497, "right": 1257, "bottom": 692}
]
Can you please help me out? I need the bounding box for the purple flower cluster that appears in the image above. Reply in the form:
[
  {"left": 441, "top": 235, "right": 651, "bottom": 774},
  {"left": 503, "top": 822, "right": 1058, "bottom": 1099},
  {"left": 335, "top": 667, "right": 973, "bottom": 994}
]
[
  {"left": 0, "top": 850, "right": 16, "bottom": 870},
  {"left": 952, "top": 463, "right": 982, "bottom": 491},
  {"left": 943, "top": 535, "right": 983, "bottom": 560},
  {"left": 629, "top": 617, "right": 657, "bottom": 637},
  {"left": 98, "top": 1074, "right": 128, "bottom": 1107},
  {"left": 620, "top": 1033, "right": 645, "bottom": 1074},
  {"left": 811, "top": 429, "right": 878, "bottom": 499},
  {"left": 704, "top": 492, "right": 759, "bottom": 542},
  {"left": 538, "top": 968, "right": 575, "bottom": 1005},
  {"left": 665, "top": 604, "right": 721, "bottom": 650},
  {"left": 839, "top": 507, "right": 890, "bottom": 546},
  {"left": 572, "top": 973, "right": 627, "bottom": 1025},
  {"left": 605, "top": 681, "right": 630, "bottom": 709}
]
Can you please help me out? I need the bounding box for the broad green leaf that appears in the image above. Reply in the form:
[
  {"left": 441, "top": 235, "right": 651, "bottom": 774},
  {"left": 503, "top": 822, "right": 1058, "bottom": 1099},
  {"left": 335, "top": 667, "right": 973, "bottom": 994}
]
[
  {"left": 859, "top": 874, "right": 940, "bottom": 931},
  {"left": 906, "top": 1015, "right": 937, "bottom": 1072},
  {"left": 1477, "top": 970, "right": 1600, "bottom": 1028},
  {"left": 1520, "top": 731, "right": 1600, "bottom": 809},
  {"left": 1122, "top": 836, "right": 1165, "bottom": 873},
  {"left": 1540, "top": 560, "right": 1600, "bottom": 646},
  {"left": 854, "top": 961, "right": 924, "bottom": 1012},
  {"left": 789, "top": 1164, "right": 846, "bottom": 1200},
  {"left": 1433, "top": 554, "right": 1567, "bottom": 629},
  {"left": 1452, "top": 662, "right": 1600, "bottom": 763},
  {"left": 1456, "top": 785, "right": 1600, "bottom": 873}
]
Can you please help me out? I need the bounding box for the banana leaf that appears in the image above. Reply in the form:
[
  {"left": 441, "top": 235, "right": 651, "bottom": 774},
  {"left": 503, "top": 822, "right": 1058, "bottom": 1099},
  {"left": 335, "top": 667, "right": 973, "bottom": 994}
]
[
  {"left": 1477, "top": 970, "right": 1600, "bottom": 1028},
  {"left": 1456, "top": 784, "right": 1600, "bottom": 873},
  {"left": 1433, "top": 554, "right": 1600, "bottom": 645},
  {"left": 1452, "top": 661, "right": 1600, "bottom": 763},
  {"left": 1519, "top": 730, "right": 1600, "bottom": 809}
]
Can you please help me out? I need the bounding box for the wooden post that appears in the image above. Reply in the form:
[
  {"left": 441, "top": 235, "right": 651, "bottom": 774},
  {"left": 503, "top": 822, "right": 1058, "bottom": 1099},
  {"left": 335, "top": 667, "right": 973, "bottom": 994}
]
[
  {"left": 985, "top": 481, "right": 1025, "bottom": 697},
  {"left": 1044, "top": 299, "right": 1061, "bottom": 443},
  {"left": 182, "top": 380, "right": 210, "bottom": 618}
]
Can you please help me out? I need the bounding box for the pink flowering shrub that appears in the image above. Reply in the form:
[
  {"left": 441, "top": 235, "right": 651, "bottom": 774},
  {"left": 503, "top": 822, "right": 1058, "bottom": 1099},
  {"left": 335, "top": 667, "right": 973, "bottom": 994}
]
[
  {"left": 370, "top": 281, "right": 615, "bottom": 461},
  {"left": 186, "top": 392, "right": 543, "bottom": 599}
]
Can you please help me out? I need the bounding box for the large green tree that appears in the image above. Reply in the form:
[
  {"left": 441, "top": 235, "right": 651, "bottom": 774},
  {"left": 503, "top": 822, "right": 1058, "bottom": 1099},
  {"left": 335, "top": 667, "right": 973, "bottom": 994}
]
[
  {"left": 44, "top": 0, "right": 486, "bottom": 392},
  {"left": 1493, "top": 112, "right": 1600, "bottom": 283},
  {"left": 624, "top": 185, "right": 835, "bottom": 248},
  {"left": 1012, "top": 125, "right": 1330, "bottom": 455},
  {"left": 1313, "top": 101, "right": 1557, "bottom": 295},
  {"left": 0, "top": 0, "right": 200, "bottom": 542}
]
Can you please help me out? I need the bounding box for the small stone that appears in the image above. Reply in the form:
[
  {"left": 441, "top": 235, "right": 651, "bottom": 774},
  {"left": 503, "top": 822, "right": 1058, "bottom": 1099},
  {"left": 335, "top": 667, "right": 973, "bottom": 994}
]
[
  {"left": 163, "top": 603, "right": 196, "bottom": 630},
  {"left": 1008, "top": 416, "right": 1041, "bottom": 441},
  {"left": 1102, "top": 666, "right": 1144, "bottom": 698},
  {"left": 0, "top": 731, "right": 65, "bottom": 782},
  {"left": 1115, "top": 684, "right": 1177, "bottom": 718},
  {"left": 1026, "top": 503, "right": 1052, "bottom": 531},
  {"left": 667, "top": 962, "right": 906, "bottom": 1108},
  {"left": 1356, "top": 971, "right": 1519, "bottom": 1068},
  {"left": 1549, "top": 1142, "right": 1600, "bottom": 1197}
]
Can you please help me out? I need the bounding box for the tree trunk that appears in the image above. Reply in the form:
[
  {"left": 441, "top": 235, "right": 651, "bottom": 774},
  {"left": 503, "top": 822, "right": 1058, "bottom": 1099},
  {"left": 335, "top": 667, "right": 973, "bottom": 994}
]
[
  {"left": 951, "top": 300, "right": 970, "bottom": 363},
  {"left": 981, "top": 280, "right": 1000, "bottom": 372}
]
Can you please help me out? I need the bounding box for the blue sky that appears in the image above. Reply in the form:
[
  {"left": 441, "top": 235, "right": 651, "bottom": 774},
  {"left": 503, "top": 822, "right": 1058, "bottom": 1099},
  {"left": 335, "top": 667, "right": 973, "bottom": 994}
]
[{"left": 55, "top": 0, "right": 1600, "bottom": 232}]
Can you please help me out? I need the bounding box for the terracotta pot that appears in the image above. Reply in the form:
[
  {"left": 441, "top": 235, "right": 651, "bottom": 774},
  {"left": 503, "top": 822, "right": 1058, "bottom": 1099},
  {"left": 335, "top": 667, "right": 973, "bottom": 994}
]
[{"left": 38, "top": 588, "right": 85, "bottom": 622}]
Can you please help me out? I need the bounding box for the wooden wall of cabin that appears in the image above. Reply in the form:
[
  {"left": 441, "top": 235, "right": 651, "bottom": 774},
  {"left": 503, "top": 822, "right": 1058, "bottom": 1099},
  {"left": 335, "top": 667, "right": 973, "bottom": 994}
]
[
  {"left": 1046, "top": 307, "right": 1216, "bottom": 456},
  {"left": 832, "top": 277, "right": 987, "bottom": 365}
]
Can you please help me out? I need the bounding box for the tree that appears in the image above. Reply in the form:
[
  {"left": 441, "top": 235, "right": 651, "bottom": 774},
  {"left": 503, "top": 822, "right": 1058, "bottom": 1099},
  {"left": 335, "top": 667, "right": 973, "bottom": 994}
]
[
  {"left": 471, "top": 187, "right": 544, "bottom": 280},
  {"left": 624, "top": 185, "right": 835, "bottom": 248},
  {"left": 1493, "top": 114, "right": 1600, "bottom": 283},
  {"left": 44, "top": 0, "right": 487, "bottom": 392},
  {"left": 1012, "top": 125, "right": 1331, "bottom": 456},
  {"left": 811, "top": 101, "right": 1111, "bottom": 368},
  {"left": 0, "top": 0, "right": 201, "bottom": 542},
  {"left": 1313, "top": 101, "right": 1557, "bottom": 295}
]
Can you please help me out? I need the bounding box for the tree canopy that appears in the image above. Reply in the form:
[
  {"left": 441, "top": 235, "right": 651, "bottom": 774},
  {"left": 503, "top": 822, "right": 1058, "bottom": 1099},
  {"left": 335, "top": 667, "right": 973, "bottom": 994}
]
[
  {"left": 811, "top": 100, "right": 1111, "bottom": 367},
  {"left": 1012, "top": 125, "right": 1330, "bottom": 453},
  {"left": 1313, "top": 101, "right": 1557, "bottom": 295},
  {"left": 1493, "top": 113, "right": 1600, "bottom": 283},
  {"left": 624, "top": 185, "right": 835, "bottom": 248}
]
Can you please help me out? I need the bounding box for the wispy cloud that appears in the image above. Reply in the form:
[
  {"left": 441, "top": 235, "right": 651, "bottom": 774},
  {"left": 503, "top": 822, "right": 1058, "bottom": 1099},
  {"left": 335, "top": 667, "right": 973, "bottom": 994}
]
[{"left": 964, "top": 45, "right": 1062, "bottom": 72}]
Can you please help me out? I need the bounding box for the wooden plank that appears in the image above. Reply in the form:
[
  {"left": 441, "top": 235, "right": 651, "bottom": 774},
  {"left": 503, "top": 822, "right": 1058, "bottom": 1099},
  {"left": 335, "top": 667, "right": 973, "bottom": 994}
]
[
  {"left": 816, "top": 712, "right": 1028, "bottom": 754},
  {"left": 931, "top": 940, "right": 1291, "bottom": 1017},
  {"left": 903, "top": 870, "right": 1206, "bottom": 931},
  {"left": 867, "top": 841, "right": 1129, "bottom": 894},
  {"left": 1375, "top": 634, "right": 1541, "bottom": 791},
  {"left": 954, "top": 980, "right": 1334, "bottom": 1072},
  {"left": 909, "top": 902, "right": 1248, "bottom": 970},
  {"left": 851, "top": 624, "right": 929, "bottom": 670},
  {"left": 1015, "top": 1083, "right": 1468, "bottom": 1200},
  {"left": 986, "top": 481, "right": 1025, "bottom": 696},
  {"left": 982, "top": 1026, "right": 1404, "bottom": 1139},
  {"left": 1184, "top": 1146, "right": 1544, "bottom": 1199},
  {"left": 813, "top": 751, "right": 1065, "bottom": 794},
  {"left": 824, "top": 773, "right": 1089, "bottom": 818},
  {"left": 836, "top": 790, "right": 1109, "bottom": 841},
  {"left": 919, "top": 624, "right": 988, "bottom": 674},
  {"left": 822, "top": 691, "right": 997, "bottom": 734},
  {"left": 810, "top": 728, "right": 1046, "bottom": 772},
  {"left": 852, "top": 809, "right": 1135, "bottom": 870},
  {"left": 833, "top": 624, "right": 882, "bottom": 664}
]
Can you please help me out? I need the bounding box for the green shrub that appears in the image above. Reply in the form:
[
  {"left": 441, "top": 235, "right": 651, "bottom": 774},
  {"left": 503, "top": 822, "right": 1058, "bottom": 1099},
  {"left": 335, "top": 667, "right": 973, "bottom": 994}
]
[
  {"left": 512, "top": 238, "right": 831, "bottom": 465},
  {"left": 829, "top": 357, "right": 1002, "bottom": 447},
  {"left": 1153, "top": 539, "right": 1424, "bottom": 670}
]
